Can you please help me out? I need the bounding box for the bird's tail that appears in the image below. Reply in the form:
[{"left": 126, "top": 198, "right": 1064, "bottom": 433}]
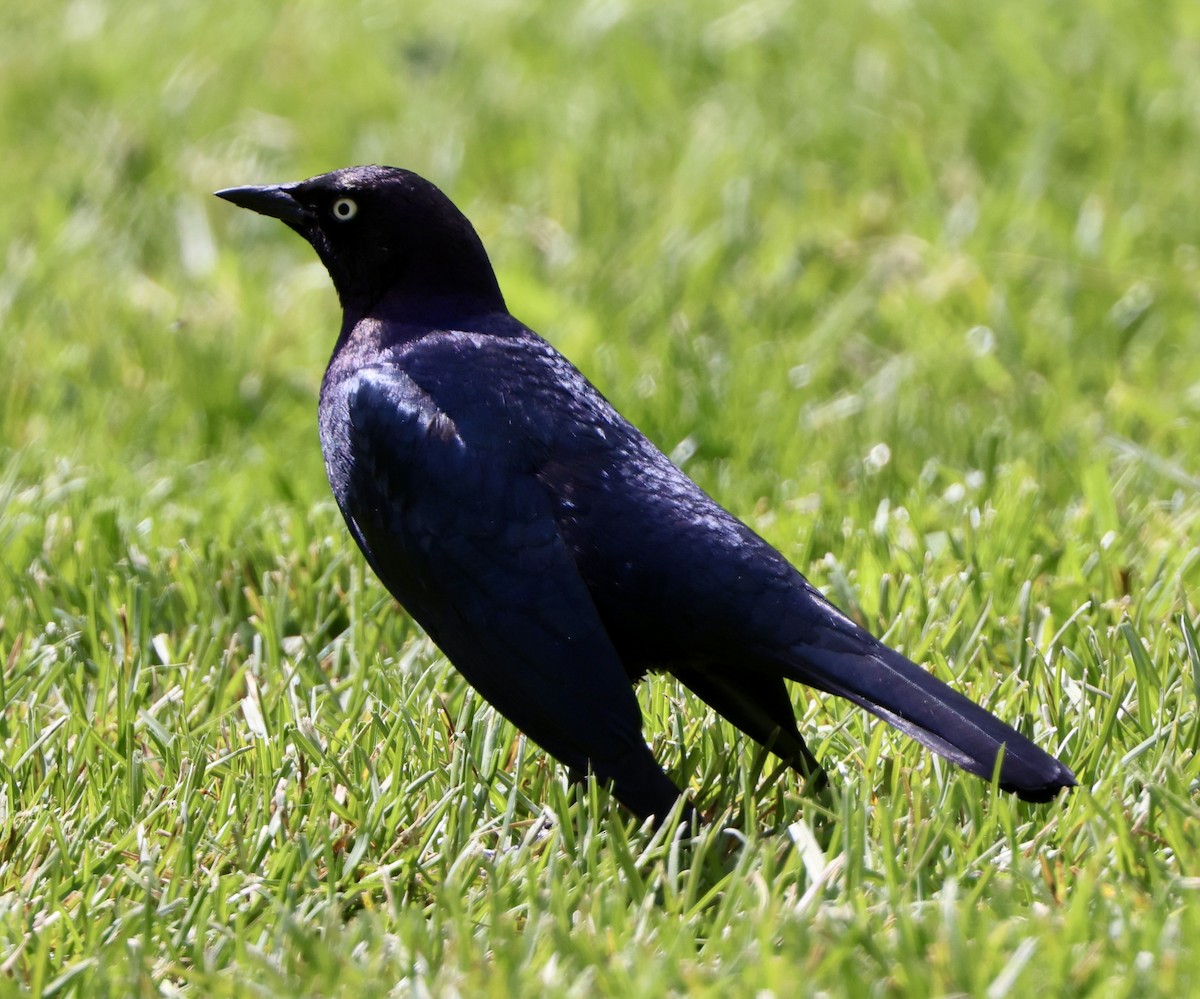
[{"left": 785, "top": 622, "right": 1076, "bottom": 801}]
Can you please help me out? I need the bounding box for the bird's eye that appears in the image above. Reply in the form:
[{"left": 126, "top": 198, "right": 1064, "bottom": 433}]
[{"left": 331, "top": 197, "right": 358, "bottom": 221}]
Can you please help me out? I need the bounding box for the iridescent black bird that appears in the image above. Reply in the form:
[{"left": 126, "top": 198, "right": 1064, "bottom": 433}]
[{"left": 217, "top": 166, "right": 1075, "bottom": 821}]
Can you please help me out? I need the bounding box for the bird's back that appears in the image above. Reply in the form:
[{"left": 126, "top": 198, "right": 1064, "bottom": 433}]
[{"left": 320, "top": 312, "right": 838, "bottom": 676}]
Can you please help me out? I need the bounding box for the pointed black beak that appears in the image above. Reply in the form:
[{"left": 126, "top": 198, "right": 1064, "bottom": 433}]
[{"left": 215, "top": 184, "right": 312, "bottom": 227}]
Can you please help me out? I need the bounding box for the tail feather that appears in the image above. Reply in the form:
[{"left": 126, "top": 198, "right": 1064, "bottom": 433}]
[{"left": 787, "top": 628, "right": 1076, "bottom": 802}]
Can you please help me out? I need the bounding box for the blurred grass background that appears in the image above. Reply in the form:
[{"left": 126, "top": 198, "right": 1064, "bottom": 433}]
[{"left": 2, "top": 0, "right": 1199, "bottom": 994}]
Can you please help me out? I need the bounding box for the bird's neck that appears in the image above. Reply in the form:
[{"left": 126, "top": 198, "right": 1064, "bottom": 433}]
[
  {"left": 331, "top": 296, "right": 511, "bottom": 361},
  {"left": 334, "top": 252, "right": 506, "bottom": 330},
  {"left": 373, "top": 280, "right": 504, "bottom": 325}
]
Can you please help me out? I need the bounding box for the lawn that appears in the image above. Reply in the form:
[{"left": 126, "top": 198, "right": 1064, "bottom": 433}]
[{"left": 2, "top": 0, "right": 1199, "bottom": 994}]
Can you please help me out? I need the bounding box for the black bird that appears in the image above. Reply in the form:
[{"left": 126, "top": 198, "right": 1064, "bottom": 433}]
[{"left": 216, "top": 166, "right": 1076, "bottom": 821}]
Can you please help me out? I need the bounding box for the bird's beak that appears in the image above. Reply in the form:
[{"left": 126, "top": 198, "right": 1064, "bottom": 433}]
[{"left": 215, "top": 184, "right": 312, "bottom": 227}]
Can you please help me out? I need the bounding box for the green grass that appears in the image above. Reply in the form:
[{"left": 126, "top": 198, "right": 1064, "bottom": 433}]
[{"left": 3, "top": 0, "right": 1200, "bottom": 994}]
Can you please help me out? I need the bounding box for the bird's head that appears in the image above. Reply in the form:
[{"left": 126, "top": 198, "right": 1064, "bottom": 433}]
[{"left": 216, "top": 165, "right": 504, "bottom": 323}]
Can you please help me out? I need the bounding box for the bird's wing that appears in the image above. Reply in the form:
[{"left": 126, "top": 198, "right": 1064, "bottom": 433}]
[
  {"left": 671, "top": 666, "right": 825, "bottom": 785},
  {"left": 547, "top": 435, "right": 1074, "bottom": 802},
  {"left": 333, "top": 365, "right": 683, "bottom": 819}
]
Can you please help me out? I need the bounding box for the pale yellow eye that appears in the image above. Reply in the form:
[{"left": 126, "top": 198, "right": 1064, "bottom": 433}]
[{"left": 331, "top": 197, "right": 358, "bottom": 221}]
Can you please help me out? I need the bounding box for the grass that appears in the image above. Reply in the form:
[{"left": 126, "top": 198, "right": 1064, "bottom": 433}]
[{"left": 2, "top": 0, "right": 1200, "bottom": 994}]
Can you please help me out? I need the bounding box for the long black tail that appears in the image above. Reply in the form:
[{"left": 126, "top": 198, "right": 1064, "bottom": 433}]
[{"left": 786, "top": 619, "right": 1076, "bottom": 801}]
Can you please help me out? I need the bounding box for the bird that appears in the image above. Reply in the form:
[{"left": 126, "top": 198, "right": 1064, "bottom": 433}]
[{"left": 216, "top": 165, "right": 1076, "bottom": 823}]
